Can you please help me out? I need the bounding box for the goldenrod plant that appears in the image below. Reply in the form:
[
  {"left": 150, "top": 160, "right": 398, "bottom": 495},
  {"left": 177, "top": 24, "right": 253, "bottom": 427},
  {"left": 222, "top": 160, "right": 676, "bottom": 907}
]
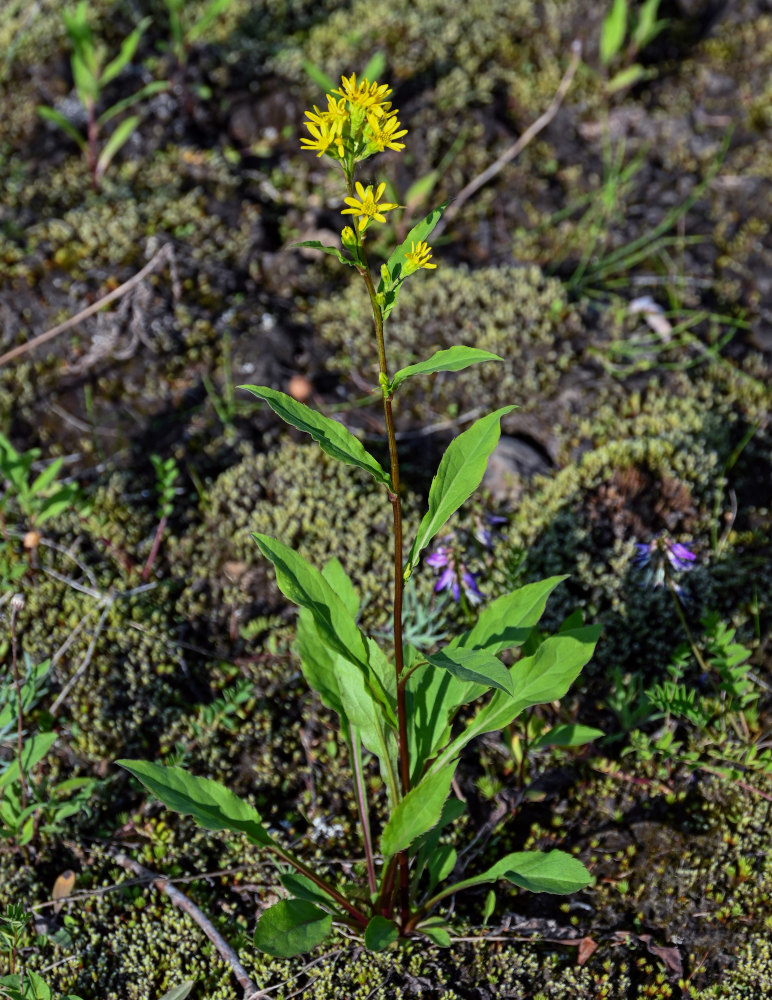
[{"left": 120, "top": 74, "right": 599, "bottom": 957}]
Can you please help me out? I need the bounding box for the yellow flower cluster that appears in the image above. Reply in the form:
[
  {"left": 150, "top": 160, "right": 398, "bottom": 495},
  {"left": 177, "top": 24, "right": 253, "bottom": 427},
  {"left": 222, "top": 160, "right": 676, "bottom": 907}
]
[{"left": 300, "top": 73, "right": 408, "bottom": 161}]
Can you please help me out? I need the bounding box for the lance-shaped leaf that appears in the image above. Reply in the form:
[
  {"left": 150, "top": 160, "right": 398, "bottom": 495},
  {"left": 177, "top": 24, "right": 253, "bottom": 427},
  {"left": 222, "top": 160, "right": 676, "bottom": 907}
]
[
  {"left": 290, "top": 240, "right": 359, "bottom": 268},
  {"left": 117, "top": 760, "right": 275, "bottom": 847},
  {"left": 428, "top": 849, "right": 592, "bottom": 905},
  {"left": 239, "top": 386, "right": 389, "bottom": 489},
  {"left": 254, "top": 899, "right": 332, "bottom": 957},
  {"left": 390, "top": 346, "right": 503, "bottom": 394},
  {"left": 406, "top": 406, "right": 514, "bottom": 575},
  {"left": 255, "top": 533, "right": 370, "bottom": 673},
  {"left": 530, "top": 724, "right": 604, "bottom": 750},
  {"left": 424, "top": 647, "right": 513, "bottom": 696},
  {"left": 377, "top": 201, "right": 448, "bottom": 320},
  {"left": 429, "top": 626, "right": 601, "bottom": 775},
  {"left": 380, "top": 763, "right": 456, "bottom": 858},
  {"left": 450, "top": 576, "right": 568, "bottom": 655}
]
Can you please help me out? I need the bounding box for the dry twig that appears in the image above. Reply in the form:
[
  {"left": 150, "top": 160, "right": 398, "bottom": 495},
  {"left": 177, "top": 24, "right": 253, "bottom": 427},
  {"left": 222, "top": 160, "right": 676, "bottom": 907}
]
[
  {"left": 110, "top": 851, "right": 263, "bottom": 1000},
  {"left": 434, "top": 39, "right": 583, "bottom": 238},
  {"left": 0, "top": 243, "right": 179, "bottom": 369}
]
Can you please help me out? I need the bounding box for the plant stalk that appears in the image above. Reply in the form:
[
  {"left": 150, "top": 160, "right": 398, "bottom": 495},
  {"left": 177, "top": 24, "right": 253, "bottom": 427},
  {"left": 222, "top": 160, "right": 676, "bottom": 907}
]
[
  {"left": 10, "top": 597, "right": 28, "bottom": 814},
  {"left": 354, "top": 218, "right": 411, "bottom": 928},
  {"left": 350, "top": 729, "right": 378, "bottom": 897}
]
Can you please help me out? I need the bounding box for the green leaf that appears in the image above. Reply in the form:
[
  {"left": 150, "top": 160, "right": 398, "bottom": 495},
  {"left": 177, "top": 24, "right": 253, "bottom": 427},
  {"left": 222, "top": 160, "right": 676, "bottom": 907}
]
[
  {"left": 600, "top": 0, "right": 627, "bottom": 64},
  {"left": 187, "top": 0, "right": 233, "bottom": 42},
  {"left": 101, "top": 17, "right": 151, "bottom": 86},
  {"left": 36, "top": 484, "right": 81, "bottom": 525},
  {"left": 37, "top": 107, "right": 87, "bottom": 150},
  {"left": 290, "top": 239, "right": 358, "bottom": 267},
  {"left": 239, "top": 386, "right": 390, "bottom": 489},
  {"left": 254, "top": 899, "right": 332, "bottom": 957},
  {"left": 157, "top": 983, "right": 196, "bottom": 1000},
  {"left": 452, "top": 576, "right": 568, "bottom": 655},
  {"left": 98, "top": 81, "right": 169, "bottom": 126},
  {"left": 96, "top": 115, "right": 140, "bottom": 180},
  {"left": 364, "top": 915, "right": 398, "bottom": 952},
  {"left": 605, "top": 63, "right": 648, "bottom": 94},
  {"left": 301, "top": 59, "right": 336, "bottom": 94},
  {"left": 431, "top": 849, "right": 591, "bottom": 903},
  {"left": 361, "top": 51, "right": 387, "bottom": 83},
  {"left": 425, "top": 647, "right": 513, "bottom": 696},
  {"left": 482, "top": 888, "right": 496, "bottom": 924},
  {"left": 254, "top": 533, "right": 370, "bottom": 672},
  {"left": 28, "top": 457, "right": 64, "bottom": 497},
  {"left": 501, "top": 851, "right": 593, "bottom": 894},
  {"left": 116, "top": 760, "right": 274, "bottom": 847},
  {"left": 71, "top": 51, "right": 100, "bottom": 106},
  {"left": 426, "top": 843, "right": 457, "bottom": 893},
  {"left": 530, "top": 724, "right": 604, "bottom": 750},
  {"left": 390, "top": 347, "right": 502, "bottom": 394},
  {"left": 430, "top": 627, "right": 600, "bottom": 774},
  {"left": 377, "top": 201, "right": 449, "bottom": 320},
  {"left": 417, "top": 917, "right": 451, "bottom": 947},
  {"left": 0, "top": 732, "right": 57, "bottom": 791},
  {"left": 406, "top": 407, "right": 514, "bottom": 575},
  {"left": 321, "top": 558, "right": 359, "bottom": 618},
  {"left": 380, "top": 764, "right": 456, "bottom": 858},
  {"left": 631, "top": 0, "right": 667, "bottom": 51},
  {"left": 280, "top": 873, "right": 342, "bottom": 910}
]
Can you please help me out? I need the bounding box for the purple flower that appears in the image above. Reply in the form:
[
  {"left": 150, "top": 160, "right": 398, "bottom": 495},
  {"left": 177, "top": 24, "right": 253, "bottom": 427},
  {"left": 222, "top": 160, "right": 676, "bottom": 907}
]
[
  {"left": 474, "top": 514, "right": 507, "bottom": 550},
  {"left": 425, "top": 539, "right": 484, "bottom": 605},
  {"left": 635, "top": 534, "right": 696, "bottom": 594}
]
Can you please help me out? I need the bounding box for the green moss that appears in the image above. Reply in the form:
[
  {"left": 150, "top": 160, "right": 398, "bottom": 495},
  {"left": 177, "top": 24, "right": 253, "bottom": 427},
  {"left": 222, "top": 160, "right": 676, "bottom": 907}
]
[
  {"left": 308, "top": 264, "right": 580, "bottom": 424},
  {"left": 174, "top": 438, "right": 420, "bottom": 632}
]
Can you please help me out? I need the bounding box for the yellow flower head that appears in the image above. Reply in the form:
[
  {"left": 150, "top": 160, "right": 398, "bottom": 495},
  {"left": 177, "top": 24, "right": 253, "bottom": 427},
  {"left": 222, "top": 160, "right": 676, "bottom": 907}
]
[
  {"left": 335, "top": 73, "right": 392, "bottom": 113},
  {"left": 300, "top": 119, "right": 344, "bottom": 158},
  {"left": 366, "top": 113, "right": 408, "bottom": 153},
  {"left": 405, "top": 240, "right": 437, "bottom": 271},
  {"left": 300, "top": 74, "right": 407, "bottom": 166},
  {"left": 341, "top": 181, "right": 398, "bottom": 232}
]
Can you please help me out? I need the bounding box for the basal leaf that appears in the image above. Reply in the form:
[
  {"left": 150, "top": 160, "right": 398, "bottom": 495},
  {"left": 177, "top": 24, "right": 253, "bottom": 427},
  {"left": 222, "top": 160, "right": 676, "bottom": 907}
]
[
  {"left": 406, "top": 406, "right": 514, "bottom": 575},
  {"left": 364, "top": 915, "right": 398, "bottom": 952},
  {"left": 280, "top": 872, "right": 342, "bottom": 910},
  {"left": 424, "top": 647, "right": 513, "bottom": 696},
  {"left": 239, "top": 386, "right": 389, "bottom": 488},
  {"left": 380, "top": 763, "right": 456, "bottom": 858},
  {"left": 254, "top": 899, "right": 332, "bottom": 957},
  {"left": 451, "top": 576, "right": 568, "bottom": 655},
  {"left": 254, "top": 533, "right": 370, "bottom": 672},
  {"left": 430, "top": 849, "right": 591, "bottom": 903},
  {"left": 390, "top": 347, "right": 502, "bottom": 393},
  {"left": 322, "top": 557, "right": 359, "bottom": 618},
  {"left": 0, "top": 732, "right": 57, "bottom": 791},
  {"left": 500, "top": 850, "right": 593, "bottom": 894},
  {"left": 530, "top": 724, "right": 604, "bottom": 750},
  {"left": 117, "top": 760, "right": 274, "bottom": 847},
  {"left": 430, "top": 626, "right": 600, "bottom": 774}
]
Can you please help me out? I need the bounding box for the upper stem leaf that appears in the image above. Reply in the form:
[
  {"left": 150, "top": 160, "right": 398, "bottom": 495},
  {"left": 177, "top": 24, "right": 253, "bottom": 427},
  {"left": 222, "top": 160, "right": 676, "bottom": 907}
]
[
  {"left": 406, "top": 406, "right": 514, "bottom": 576},
  {"left": 240, "top": 385, "right": 390, "bottom": 489}
]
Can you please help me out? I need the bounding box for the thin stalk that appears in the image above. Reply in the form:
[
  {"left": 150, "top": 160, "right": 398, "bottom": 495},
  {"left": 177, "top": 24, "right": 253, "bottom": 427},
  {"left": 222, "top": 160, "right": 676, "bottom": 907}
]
[
  {"left": 350, "top": 729, "right": 378, "bottom": 897},
  {"left": 10, "top": 597, "right": 28, "bottom": 814},
  {"left": 268, "top": 842, "right": 369, "bottom": 929},
  {"left": 352, "top": 209, "right": 411, "bottom": 928},
  {"left": 667, "top": 578, "right": 709, "bottom": 675}
]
